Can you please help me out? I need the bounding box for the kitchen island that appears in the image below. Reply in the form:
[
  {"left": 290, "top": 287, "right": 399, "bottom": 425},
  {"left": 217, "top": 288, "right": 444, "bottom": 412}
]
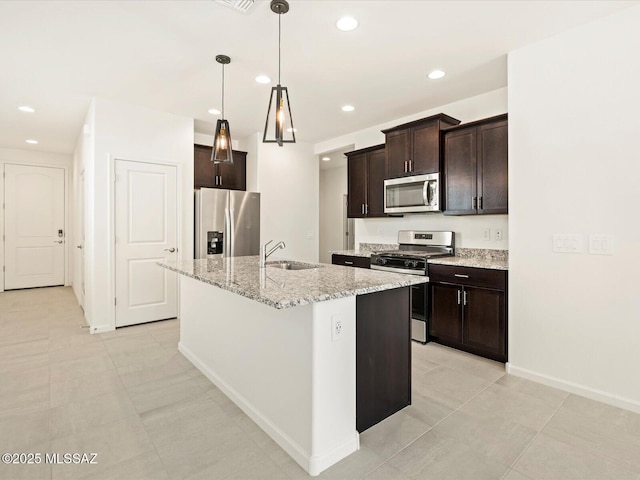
[{"left": 159, "top": 257, "right": 425, "bottom": 476}]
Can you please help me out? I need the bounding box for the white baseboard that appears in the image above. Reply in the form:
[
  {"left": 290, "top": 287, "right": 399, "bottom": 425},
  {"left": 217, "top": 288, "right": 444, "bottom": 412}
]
[
  {"left": 179, "top": 342, "right": 358, "bottom": 476},
  {"left": 506, "top": 363, "right": 640, "bottom": 415},
  {"left": 90, "top": 324, "right": 115, "bottom": 334}
]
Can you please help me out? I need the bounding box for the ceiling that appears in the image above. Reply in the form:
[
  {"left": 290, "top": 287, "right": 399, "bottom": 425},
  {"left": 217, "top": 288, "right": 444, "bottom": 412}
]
[{"left": 0, "top": 0, "right": 636, "bottom": 155}]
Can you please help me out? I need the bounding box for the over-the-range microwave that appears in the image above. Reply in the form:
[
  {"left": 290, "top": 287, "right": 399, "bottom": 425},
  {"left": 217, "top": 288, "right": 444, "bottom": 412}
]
[{"left": 384, "top": 173, "right": 440, "bottom": 214}]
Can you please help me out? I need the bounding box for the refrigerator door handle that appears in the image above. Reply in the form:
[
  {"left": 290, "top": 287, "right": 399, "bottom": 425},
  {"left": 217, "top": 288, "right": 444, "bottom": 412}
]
[
  {"left": 228, "top": 208, "right": 235, "bottom": 257},
  {"left": 224, "top": 207, "right": 231, "bottom": 257}
]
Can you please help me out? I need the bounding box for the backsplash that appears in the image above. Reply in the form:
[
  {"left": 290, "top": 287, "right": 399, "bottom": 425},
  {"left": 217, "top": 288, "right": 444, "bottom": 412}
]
[
  {"left": 455, "top": 248, "right": 508, "bottom": 261},
  {"left": 359, "top": 243, "right": 398, "bottom": 252}
]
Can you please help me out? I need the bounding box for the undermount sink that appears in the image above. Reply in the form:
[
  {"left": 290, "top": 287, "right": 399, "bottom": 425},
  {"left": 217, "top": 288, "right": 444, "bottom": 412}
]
[{"left": 266, "top": 261, "right": 323, "bottom": 271}]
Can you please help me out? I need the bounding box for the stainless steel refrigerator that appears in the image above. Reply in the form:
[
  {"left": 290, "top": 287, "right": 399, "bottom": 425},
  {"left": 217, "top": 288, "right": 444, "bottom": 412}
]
[{"left": 195, "top": 188, "right": 260, "bottom": 259}]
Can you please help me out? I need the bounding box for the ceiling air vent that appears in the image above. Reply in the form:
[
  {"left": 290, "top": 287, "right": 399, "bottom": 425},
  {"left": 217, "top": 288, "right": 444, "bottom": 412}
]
[{"left": 216, "top": 0, "right": 255, "bottom": 13}]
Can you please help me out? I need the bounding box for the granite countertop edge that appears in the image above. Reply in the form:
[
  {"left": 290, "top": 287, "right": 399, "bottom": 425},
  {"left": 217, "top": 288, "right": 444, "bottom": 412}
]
[{"left": 160, "top": 261, "right": 426, "bottom": 309}]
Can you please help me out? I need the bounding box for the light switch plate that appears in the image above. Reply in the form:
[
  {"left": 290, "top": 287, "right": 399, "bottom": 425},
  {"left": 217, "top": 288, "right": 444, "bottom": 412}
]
[
  {"left": 589, "top": 234, "right": 614, "bottom": 255},
  {"left": 553, "top": 234, "right": 583, "bottom": 253}
]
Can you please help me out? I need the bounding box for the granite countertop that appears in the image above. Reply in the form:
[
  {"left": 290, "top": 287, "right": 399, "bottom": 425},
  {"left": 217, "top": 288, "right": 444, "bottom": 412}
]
[
  {"left": 427, "top": 256, "right": 508, "bottom": 271},
  {"left": 159, "top": 256, "right": 426, "bottom": 309}
]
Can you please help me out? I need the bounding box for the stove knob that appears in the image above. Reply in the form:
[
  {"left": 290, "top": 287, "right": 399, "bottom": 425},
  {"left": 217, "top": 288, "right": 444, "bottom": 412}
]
[
  {"left": 404, "top": 260, "right": 419, "bottom": 268},
  {"left": 376, "top": 258, "right": 387, "bottom": 265}
]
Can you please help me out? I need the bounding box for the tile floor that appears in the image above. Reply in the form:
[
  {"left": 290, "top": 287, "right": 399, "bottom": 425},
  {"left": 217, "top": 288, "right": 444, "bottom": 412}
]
[{"left": 1, "top": 286, "right": 640, "bottom": 480}]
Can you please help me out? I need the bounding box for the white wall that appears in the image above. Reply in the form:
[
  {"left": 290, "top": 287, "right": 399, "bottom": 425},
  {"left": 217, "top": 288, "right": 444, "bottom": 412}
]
[
  {"left": 247, "top": 132, "right": 318, "bottom": 263},
  {"left": 0, "top": 148, "right": 73, "bottom": 293},
  {"left": 508, "top": 6, "right": 640, "bottom": 412},
  {"left": 319, "top": 165, "right": 347, "bottom": 263},
  {"left": 77, "top": 98, "right": 193, "bottom": 333},
  {"left": 314, "top": 88, "right": 509, "bottom": 250}
]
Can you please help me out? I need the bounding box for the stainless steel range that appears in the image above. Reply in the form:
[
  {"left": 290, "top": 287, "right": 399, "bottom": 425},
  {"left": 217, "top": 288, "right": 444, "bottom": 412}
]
[{"left": 371, "top": 231, "right": 455, "bottom": 343}]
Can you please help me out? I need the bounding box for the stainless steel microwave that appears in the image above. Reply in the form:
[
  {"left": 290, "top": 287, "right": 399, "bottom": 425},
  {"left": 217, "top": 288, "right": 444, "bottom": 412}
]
[{"left": 384, "top": 173, "right": 440, "bottom": 213}]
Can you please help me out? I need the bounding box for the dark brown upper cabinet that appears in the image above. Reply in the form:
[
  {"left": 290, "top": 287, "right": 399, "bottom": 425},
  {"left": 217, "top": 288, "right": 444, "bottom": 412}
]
[
  {"left": 194, "top": 144, "right": 247, "bottom": 191},
  {"left": 346, "top": 144, "right": 387, "bottom": 218},
  {"left": 382, "top": 113, "right": 460, "bottom": 178},
  {"left": 443, "top": 114, "right": 508, "bottom": 215}
]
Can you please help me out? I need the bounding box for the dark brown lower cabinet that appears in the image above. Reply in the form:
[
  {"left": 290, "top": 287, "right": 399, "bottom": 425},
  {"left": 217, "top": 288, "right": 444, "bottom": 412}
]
[
  {"left": 356, "top": 287, "right": 411, "bottom": 432},
  {"left": 429, "top": 265, "right": 507, "bottom": 362}
]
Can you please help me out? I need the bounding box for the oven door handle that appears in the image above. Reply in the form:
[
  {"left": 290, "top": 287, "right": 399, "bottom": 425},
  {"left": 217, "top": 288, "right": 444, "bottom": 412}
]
[{"left": 370, "top": 264, "right": 426, "bottom": 276}]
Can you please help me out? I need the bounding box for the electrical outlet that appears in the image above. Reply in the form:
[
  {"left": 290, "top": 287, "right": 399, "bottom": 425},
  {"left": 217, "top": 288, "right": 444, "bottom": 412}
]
[
  {"left": 331, "top": 315, "right": 345, "bottom": 341},
  {"left": 494, "top": 228, "right": 503, "bottom": 241},
  {"left": 483, "top": 228, "right": 491, "bottom": 241}
]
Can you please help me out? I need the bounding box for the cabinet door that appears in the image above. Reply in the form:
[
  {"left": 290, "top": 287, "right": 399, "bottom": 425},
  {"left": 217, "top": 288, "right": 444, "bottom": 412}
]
[
  {"left": 194, "top": 145, "right": 216, "bottom": 188},
  {"left": 410, "top": 122, "right": 440, "bottom": 174},
  {"left": 444, "top": 127, "right": 477, "bottom": 215},
  {"left": 477, "top": 120, "right": 508, "bottom": 214},
  {"left": 217, "top": 151, "right": 247, "bottom": 191},
  {"left": 385, "top": 129, "right": 411, "bottom": 178},
  {"left": 429, "top": 283, "right": 462, "bottom": 344},
  {"left": 366, "top": 148, "right": 386, "bottom": 216},
  {"left": 347, "top": 153, "right": 367, "bottom": 218},
  {"left": 463, "top": 287, "right": 506, "bottom": 361}
]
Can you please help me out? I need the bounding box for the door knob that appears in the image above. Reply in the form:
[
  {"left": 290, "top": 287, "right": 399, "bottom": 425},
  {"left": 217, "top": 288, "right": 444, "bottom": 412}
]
[
  {"left": 54, "top": 240, "right": 63, "bottom": 244},
  {"left": 164, "top": 247, "right": 176, "bottom": 253},
  {"left": 76, "top": 245, "right": 83, "bottom": 249}
]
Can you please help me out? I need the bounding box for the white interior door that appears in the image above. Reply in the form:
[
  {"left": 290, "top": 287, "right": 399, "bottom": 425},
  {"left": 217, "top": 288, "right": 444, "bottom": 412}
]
[
  {"left": 4, "top": 164, "right": 65, "bottom": 290},
  {"left": 115, "top": 160, "right": 178, "bottom": 327}
]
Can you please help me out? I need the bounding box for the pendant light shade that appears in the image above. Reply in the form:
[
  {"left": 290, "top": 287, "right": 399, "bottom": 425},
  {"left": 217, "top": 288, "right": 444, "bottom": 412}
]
[
  {"left": 263, "top": 0, "right": 296, "bottom": 146},
  {"left": 212, "top": 55, "right": 234, "bottom": 164}
]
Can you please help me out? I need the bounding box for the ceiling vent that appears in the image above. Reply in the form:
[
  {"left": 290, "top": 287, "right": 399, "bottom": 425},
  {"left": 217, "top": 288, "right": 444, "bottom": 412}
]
[{"left": 216, "top": 0, "right": 255, "bottom": 13}]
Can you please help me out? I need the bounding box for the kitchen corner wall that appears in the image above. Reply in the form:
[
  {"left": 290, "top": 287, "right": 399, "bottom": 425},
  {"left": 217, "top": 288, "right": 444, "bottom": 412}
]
[
  {"left": 314, "top": 88, "right": 509, "bottom": 250},
  {"left": 76, "top": 97, "right": 193, "bottom": 333},
  {"left": 241, "top": 132, "right": 319, "bottom": 264},
  {"left": 508, "top": 6, "right": 640, "bottom": 411}
]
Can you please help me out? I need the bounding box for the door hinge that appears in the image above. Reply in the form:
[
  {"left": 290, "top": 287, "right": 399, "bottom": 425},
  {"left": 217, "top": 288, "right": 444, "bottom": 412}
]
[{"left": 114, "top": 297, "right": 117, "bottom": 306}]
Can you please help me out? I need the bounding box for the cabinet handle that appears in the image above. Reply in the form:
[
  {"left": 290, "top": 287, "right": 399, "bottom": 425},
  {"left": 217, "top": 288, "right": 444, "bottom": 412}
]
[
  {"left": 409, "top": 159, "right": 413, "bottom": 172},
  {"left": 472, "top": 196, "right": 477, "bottom": 209},
  {"left": 479, "top": 196, "right": 483, "bottom": 209},
  {"left": 361, "top": 204, "right": 365, "bottom": 215},
  {"left": 344, "top": 261, "right": 354, "bottom": 265},
  {"left": 404, "top": 161, "right": 407, "bottom": 173},
  {"left": 457, "top": 290, "right": 461, "bottom": 305},
  {"left": 214, "top": 175, "right": 218, "bottom": 186},
  {"left": 463, "top": 291, "right": 468, "bottom": 306},
  {"left": 454, "top": 274, "right": 469, "bottom": 278},
  {"left": 219, "top": 175, "right": 223, "bottom": 186},
  {"left": 365, "top": 204, "right": 368, "bottom": 214}
]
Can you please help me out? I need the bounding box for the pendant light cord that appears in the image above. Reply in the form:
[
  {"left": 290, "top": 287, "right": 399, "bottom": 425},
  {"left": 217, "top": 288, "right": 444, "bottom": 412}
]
[
  {"left": 278, "top": 10, "right": 281, "bottom": 84},
  {"left": 221, "top": 63, "right": 225, "bottom": 119}
]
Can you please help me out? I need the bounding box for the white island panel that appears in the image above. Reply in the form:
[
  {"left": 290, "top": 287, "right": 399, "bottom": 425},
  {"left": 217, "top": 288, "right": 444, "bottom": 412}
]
[{"left": 178, "top": 274, "right": 358, "bottom": 476}]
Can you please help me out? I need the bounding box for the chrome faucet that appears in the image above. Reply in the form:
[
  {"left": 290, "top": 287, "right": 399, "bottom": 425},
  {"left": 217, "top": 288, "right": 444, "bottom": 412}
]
[{"left": 259, "top": 240, "right": 286, "bottom": 267}]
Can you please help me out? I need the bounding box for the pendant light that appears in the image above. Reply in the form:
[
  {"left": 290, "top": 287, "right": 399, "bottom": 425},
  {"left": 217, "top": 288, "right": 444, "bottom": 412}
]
[
  {"left": 212, "top": 54, "right": 233, "bottom": 164},
  {"left": 263, "top": 0, "right": 296, "bottom": 146}
]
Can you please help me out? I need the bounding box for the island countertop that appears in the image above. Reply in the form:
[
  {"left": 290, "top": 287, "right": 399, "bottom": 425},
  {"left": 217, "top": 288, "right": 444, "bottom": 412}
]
[{"left": 159, "top": 256, "right": 426, "bottom": 309}]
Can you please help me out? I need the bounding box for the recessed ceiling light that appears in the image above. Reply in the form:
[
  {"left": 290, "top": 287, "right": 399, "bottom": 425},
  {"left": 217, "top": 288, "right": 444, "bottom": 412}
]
[
  {"left": 18, "top": 106, "right": 35, "bottom": 113},
  {"left": 286, "top": 127, "right": 297, "bottom": 133},
  {"left": 428, "top": 70, "right": 446, "bottom": 80},
  {"left": 341, "top": 105, "right": 355, "bottom": 112},
  {"left": 255, "top": 75, "right": 271, "bottom": 84},
  {"left": 208, "top": 108, "right": 221, "bottom": 115},
  {"left": 322, "top": 157, "right": 330, "bottom": 162},
  {"left": 25, "top": 139, "right": 38, "bottom": 144},
  {"left": 336, "top": 16, "right": 358, "bottom": 31}
]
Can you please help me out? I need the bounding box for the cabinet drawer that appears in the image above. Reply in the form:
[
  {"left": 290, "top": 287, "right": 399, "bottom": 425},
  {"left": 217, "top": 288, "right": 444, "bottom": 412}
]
[
  {"left": 428, "top": 264, "right": 506, "bottom": 290},
  {"left": 332, "top": 254, "right": 371, "bottom": 269}
]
